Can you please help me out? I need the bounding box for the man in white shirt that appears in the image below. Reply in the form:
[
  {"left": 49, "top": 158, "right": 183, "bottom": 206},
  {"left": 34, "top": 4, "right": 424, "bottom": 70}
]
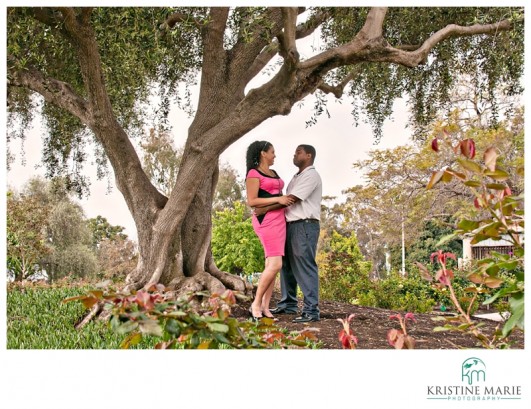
[{"left": 270, "top": 144, "right": 322, "bottom": 322}]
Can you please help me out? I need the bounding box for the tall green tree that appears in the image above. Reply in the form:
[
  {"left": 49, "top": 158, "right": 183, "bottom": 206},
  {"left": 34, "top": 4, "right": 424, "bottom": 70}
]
[
  {"left": 7, "top": 177, "right": 100, "bottom": 282},
  {"left": 42, "top": 190, "right": 98, "bottom": 281},
  {"left": 6, "top": 190, "right": 51, "bottom": 281},
  {"left": 7, "top": 7, "right": 523, "bottom": 294},
  {"left": 88, "top": 215, "right": 127, "bottom": 247}
]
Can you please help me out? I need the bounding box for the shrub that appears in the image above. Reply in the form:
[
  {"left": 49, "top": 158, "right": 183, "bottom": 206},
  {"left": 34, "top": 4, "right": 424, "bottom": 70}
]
[
  {"left": 211, "top": 201, "right": 264, "bottom": 275},
  {"left": 319, "top": 231, "right": 373, "bottom": 303}
]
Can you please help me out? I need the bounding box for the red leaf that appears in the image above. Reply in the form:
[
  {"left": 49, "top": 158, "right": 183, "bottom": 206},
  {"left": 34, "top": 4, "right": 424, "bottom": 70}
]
[
  {"left": 431, "top": 138, "right": 439, "bottom": 152},
  {"left": 415, "top": 262, "right": 432, "bottom": 281},
  {"left": 135, "top": 291, "right": 155, "bottom": 310},
  {"left": 387, "top": 329, "right": 398, "bottom": 346},
  {"left": 474, "top": 197, "right": 481, "bottom": 209},
  {"left": 445, "top": 252, "right": 457, "bottom": 261},
  {"left": 460, "top": 139, "right": 476, "bottom": 159}
]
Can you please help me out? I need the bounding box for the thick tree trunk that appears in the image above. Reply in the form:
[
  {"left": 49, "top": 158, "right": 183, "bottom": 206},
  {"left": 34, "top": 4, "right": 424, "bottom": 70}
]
[{"left": 124, "top": 161, "right": 250, "bottom": 295}]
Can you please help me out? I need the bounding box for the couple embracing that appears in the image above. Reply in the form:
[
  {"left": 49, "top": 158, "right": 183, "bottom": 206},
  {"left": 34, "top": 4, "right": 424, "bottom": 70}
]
[{"left": 245, "top": 141, "right": 322, "bottom": 323}]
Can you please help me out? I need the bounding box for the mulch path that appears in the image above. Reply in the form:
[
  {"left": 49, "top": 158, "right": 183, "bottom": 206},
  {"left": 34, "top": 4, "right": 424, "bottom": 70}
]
[{"left": 233, "top": 295, "right": 524, "bottom": 349}]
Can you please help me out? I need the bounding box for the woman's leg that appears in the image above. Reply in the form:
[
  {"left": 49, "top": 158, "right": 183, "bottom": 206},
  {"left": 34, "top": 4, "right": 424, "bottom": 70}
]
[
  {"left": 262, "top": 259, "right": 277, "bottom": 317},
  {"left": 251, "top": 256, "right": 282, "bottom": 317}
]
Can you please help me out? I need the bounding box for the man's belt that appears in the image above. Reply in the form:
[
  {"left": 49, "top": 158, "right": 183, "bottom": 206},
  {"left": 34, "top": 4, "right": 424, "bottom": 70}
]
[{"left": 287, "top": 219, "right": 319, "bottom": 225}]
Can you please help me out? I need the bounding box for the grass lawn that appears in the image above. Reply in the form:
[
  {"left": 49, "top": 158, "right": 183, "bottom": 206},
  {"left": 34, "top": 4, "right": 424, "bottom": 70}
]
[{"left": 6, "top": 284, "right": 158, "bottom": 349}]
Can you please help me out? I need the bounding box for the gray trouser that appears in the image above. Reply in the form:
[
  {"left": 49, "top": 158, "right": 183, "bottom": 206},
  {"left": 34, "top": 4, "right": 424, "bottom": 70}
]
[{"left": 276, "top": 220, "right": 320, "bottom": 318}]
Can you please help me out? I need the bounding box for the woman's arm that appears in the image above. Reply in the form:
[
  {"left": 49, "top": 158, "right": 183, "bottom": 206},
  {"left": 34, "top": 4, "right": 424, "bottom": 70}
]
[
  {"left": 254, "top": 194, "right": 299, "bottom": 216},
  {"left": 246, "top": 178, "right": 294, "bottom": 207}
]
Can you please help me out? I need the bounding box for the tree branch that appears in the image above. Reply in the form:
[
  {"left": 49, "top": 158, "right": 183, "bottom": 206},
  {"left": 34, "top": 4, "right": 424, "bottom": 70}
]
[
  {"left": 32, "top": 7, "right": 61, "bottom": 27},
  {"left": 318, "top": 68, "right": 360, "bottom": 98},
  {"left": 55, "top": 7, "right": 79, "bottom": 33},
  {"left": 202, "top": 8, "right": 230, "bottom": 70},
  {"left": 9, "top": 65, "right": 91, "bottom": 125},
  {"left": 161, "top": 12, "right": 203, "bottom": 30},
  {"left": 299, "top": 9, "right": 513, "bottom": 71},
  {"left": 395, "top": 19, "right": 514, "bottom": 67},
  {"left": 359, "top": 7, "right": 388, "bottom": 40},
  {"left": 242, "top": 8, "right": 331, "bottom": 86},
  {"left": 279, "top": 7, "right": 300, "bottom": 67},
  {"left": 79, "top": 7, "right": 93, "bottom": 25}
]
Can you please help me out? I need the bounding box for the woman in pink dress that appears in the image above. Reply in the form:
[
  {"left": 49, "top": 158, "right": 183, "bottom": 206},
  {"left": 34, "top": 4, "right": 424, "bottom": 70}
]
[{"left": 245, "top": 141, "right": 294, "bottom": 320}]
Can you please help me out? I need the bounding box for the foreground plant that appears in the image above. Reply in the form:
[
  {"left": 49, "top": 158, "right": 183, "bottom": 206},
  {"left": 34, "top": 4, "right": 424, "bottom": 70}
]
[
  {"left": 418, "top": 250, "right": 508, "bottom": 348},
  {"left": 425, "top": 131, "right": 524, "bottom": 347},
  {"left": 387, "top": 312, "right": 416, "bottom": 349},
  {"left": 337, "top": 314, "right": 358, "bottom": 349},
  {"left": 64, "top": 285, "right": 318, "bottom": 349}
]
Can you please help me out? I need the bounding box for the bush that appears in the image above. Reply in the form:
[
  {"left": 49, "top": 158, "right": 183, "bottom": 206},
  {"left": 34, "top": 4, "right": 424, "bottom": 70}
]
[
  {"left": 211, "top": 201, "right": 264, "bottom": 275},
  {"left": 357, "top": 272, "right": 436, "bottom": 313}
]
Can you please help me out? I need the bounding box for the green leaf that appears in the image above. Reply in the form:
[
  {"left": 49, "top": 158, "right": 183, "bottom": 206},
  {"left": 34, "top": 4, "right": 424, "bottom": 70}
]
[
  {"left": 457, "top": 219, "right": 480, "bottom": 231},
  {"left": 213, "top": 331, "right": 232, "bottom": 345},
  {"left": 470, "top": 234, "right": 491, "bottom": 245},
  {"left": 502, "top": 294, "right": 524, "bottom": 337},
  {"left": 486, "top": 183, "right": 506, "bottom": 190},
  {"left": 165, "top": 319, "right": 181, "bottom": 336},
  {"left": 457, "top": 158, "right": 483, "bottom": 174},
  {"left": 435, "top": 233, "right": 458, "bottom": 246},
  {"left": 441, "top": 170, "right": 453, "bottom": 183},
  {"left": 116, "top": 320, "right": 139, "bottom": 335},
  {"left": 206, "top": 322, "right": 229, "bottom": 333},
  {"left": 497, "top": 260, "right": 519, "bottom": 270},
  {"left": 464, "top": 180, "right": 481, "bottom": 187},
  {"left": 120, "top": 332, "right": 142, "bottom": 349},
  {"left": 484, "top": 169, "right": 510, "bottom": 181}
]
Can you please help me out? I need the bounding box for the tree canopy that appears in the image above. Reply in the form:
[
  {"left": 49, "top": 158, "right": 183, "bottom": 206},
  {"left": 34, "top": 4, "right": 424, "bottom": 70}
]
[{"left": 7, "top": 7, "right": 523, "bottom": 191}]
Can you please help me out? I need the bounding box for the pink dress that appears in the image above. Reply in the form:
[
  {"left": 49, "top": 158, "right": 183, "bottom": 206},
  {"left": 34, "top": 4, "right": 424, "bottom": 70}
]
[{"left": 246, "top": 168, "right": 286, "bottom": 257}]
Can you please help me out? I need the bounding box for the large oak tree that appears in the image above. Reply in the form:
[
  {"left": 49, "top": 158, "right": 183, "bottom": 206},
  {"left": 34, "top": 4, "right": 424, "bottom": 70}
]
[{"left": 7, "top": 7, "right": 524, "bottom": 294}]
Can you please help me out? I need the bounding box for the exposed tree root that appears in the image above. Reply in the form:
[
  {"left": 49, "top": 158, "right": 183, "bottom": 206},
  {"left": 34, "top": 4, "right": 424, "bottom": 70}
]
[
  {"left": 76, "top": 269, "right": 252, "bottom": 330},
  {"left": 75, "top": 301, "right": 102, "bottom": 330},
  {"left": 208, "top": 268, "right": 252, "bottom": 294}
]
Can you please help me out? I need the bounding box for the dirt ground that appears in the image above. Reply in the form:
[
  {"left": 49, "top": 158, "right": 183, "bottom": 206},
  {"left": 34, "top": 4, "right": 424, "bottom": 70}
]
[{"left": 234, "top": 294, "right": 525, "bottom": 349}]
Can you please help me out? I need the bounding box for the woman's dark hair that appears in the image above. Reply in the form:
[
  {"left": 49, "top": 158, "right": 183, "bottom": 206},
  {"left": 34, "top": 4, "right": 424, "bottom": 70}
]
[{"left": 246, "top": 140, "right": 271, "bottom": 173}]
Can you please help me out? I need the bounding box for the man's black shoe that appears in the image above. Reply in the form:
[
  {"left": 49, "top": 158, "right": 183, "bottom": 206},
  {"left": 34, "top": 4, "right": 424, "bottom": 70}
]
[
  {"left": 269, "top": 306, "right": 297, "bottom": 315},
  {"left": 292, "top": 313, "right": 320, "bottom": 323}
]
